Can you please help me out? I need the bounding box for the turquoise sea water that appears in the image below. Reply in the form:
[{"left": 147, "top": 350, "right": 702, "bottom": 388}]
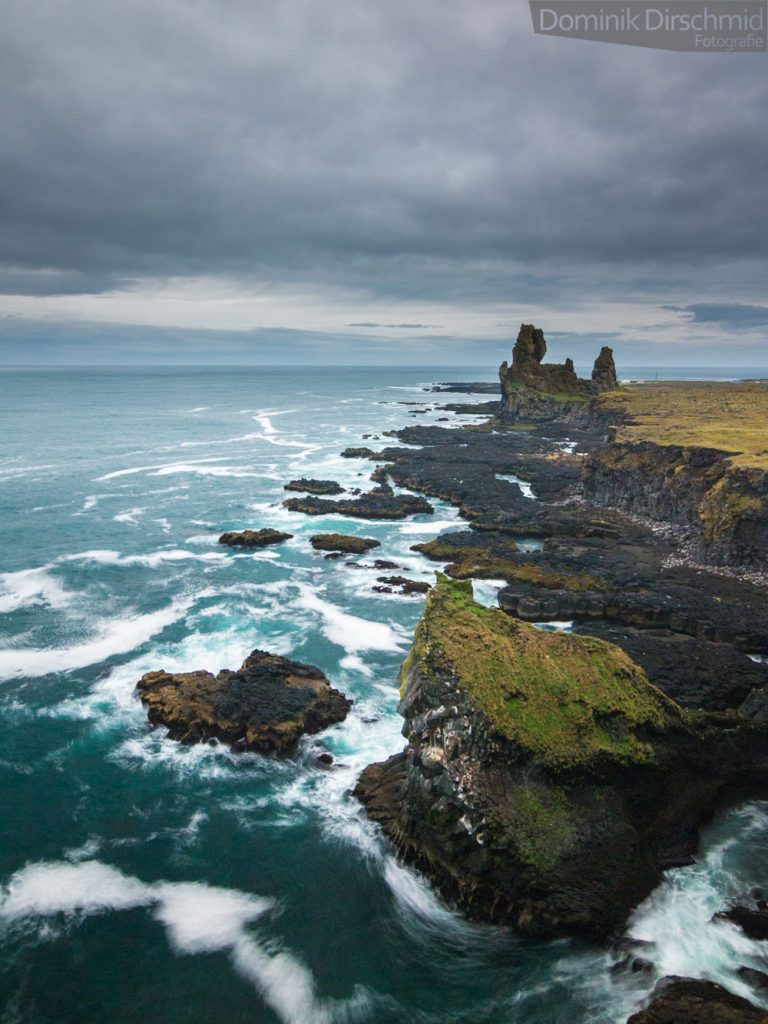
[{"left": 1, "top": 366, "right": 767, "bottom": 1024}]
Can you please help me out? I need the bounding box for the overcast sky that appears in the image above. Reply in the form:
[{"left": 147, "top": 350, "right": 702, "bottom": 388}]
[{"left": 1, "top": 0, "right": 767, "bottom": 366}]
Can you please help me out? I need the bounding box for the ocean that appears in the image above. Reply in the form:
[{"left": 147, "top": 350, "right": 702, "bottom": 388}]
[{"left": 1, "top": 366, "right": 767, "bottom": 1024}]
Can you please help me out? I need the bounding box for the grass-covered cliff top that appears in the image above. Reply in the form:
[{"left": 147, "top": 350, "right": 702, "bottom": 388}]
[
  {"left": 597, "top": 381, "right": 768, "bottom": 469},
  {"left": 405, "top": 576, "right": 679, "bottom": 770}
]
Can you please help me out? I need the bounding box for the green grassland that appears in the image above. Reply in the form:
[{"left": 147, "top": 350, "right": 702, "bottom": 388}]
[{"left": 597, "top": 381, "right": 768, "bottom": 469}]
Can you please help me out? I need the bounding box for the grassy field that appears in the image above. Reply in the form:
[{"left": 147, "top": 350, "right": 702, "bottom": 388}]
[{"left": 597, "top": 381, "right": 768, "bottom": 469}]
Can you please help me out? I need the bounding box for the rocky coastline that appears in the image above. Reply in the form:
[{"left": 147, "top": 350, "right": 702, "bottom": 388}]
[
  {"left": 347, "top": 325, "right": 768, "bottom": 1019},
  {"left": 134, "top": 326, "right": 768, "bottom": 1020}
]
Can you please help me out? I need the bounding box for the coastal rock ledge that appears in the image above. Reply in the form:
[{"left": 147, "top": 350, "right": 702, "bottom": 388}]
[
  {"left": 355, "top": 576, "right": 768, "bottom": 938},
  {"left": 137, "top": 649, "right": 351, "bottom": 753}
]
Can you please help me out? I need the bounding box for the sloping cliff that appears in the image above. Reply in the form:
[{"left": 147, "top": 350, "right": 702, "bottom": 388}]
[
  {"left": 356, "top": 577, "right": 768, "bottom": 938},
  {"left": 583, "top": 382, "right": 768, "bottom": 567}
]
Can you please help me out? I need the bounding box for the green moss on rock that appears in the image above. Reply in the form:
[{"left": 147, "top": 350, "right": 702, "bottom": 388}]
[{"left": 409, "top": 575, "right": 679, "bottom": 770}]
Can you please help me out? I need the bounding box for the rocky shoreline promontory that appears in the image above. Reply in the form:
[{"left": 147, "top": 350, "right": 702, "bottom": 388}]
[
  {"left": 346, "top": 325, "right": 768, "bottom": 1019},
  {"left": 133, "top": 324, "right": 768, "bottom": 1021}
]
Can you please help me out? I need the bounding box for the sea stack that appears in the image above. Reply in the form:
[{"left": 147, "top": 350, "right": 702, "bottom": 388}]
[{"left": 499, "top": 323, "right": 617, "bottom": 420}]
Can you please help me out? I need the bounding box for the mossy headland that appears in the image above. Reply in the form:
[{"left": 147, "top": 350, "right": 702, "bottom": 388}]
[
  {"left": 356, "top": 577, "right": 768, "bottom": 938},
  {"left": 347, "top": 326, "right": 768, "bottom": 964}
]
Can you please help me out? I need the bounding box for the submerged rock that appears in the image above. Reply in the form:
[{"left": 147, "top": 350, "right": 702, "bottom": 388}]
[
  {"left": 355, "top": 576, "right": 768, "bottom": 938},
  {"left": 372, "top": 575, "right": 431, "bottom": 596},
  {"left": 626, "top": 978, "right": 768, "bottom": 1023},
  {"left": 137, "top": 649, "right": 351, "bottom": 754},
  {"left": 284, "top": 478, "right": 345, "bottom": 495},
  {"left": 310, "top": 533, "right": 380, "bottom": 554},
  {"left": 218, "top": 528, "right": 292, "bottom": 548}
]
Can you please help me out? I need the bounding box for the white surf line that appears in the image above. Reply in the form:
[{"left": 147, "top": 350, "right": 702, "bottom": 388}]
[
  {"left": 94, "top": 456, "right": 234, "bottom": 482},
  {"left": 0, "top": 860, "right": 370, "bottom": 1024},
  {"left": 0, "top": 597, "right": 194, "bottom": 681},
  {"left": 624, "top": 802, "right": 768, "bottom": 1012},
  {"left": 0, "top": 566, "right": 71, "bottom": 614}
]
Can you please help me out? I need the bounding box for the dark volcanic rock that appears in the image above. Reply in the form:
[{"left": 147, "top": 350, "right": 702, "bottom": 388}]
[
  {"left": 341, "top": 447, "right": 377, "bottom": 458},
  {"left": 626, "top": 978, "right": 768, "bottom": 1023},
  {"left": 373, "top": 575, "right": 432, "bottom": 596},
  {"left": 218, "top": 528, "right": 293, "bottom": 548},
  {"left": 284, "top": 488, "right": 433, "bottom": 520},
  {"left": 429, "top": 381, "right": 500, "bottom": 394},
  {"left": 310, "top": 533, "right": 380, "bottom": 554},
  {"left": 355, "top": 577, "right": 768, "bottom": 939},
  {"left": 738, "top": 968, "right": 768, "bottom": 993},
  {"left": 498, "top": 324, "right": 617, "bottom": 422},
  {"left": 499, "top": 560, "right": 768, "bottom": 653},
  {"left": 716, "top": 905, "right": 768, "bottom": 940},
  {"left": 574, "top": 623, "right": 768, "bottom": 711},
  {"left": 284, "top": 478, "right": 344, "bottom": 495},
  {"left": 137, "top": 649, "right": 351, "bottom": 754}
]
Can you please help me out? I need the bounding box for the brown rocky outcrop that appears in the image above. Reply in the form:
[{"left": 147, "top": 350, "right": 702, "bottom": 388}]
[{"left": 137, "top": 649, "right": 351, "bottom": 754}]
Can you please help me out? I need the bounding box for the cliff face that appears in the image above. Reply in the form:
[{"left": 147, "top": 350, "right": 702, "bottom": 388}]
[
  {"left": 356, "top": 577, "right": 768, "bottom": 938},
  {"left": 498, "top": 323, "right": 617, "bottom": 421},
  {"left": 583, "top": 441, "right": 768, "bottom": 567}
]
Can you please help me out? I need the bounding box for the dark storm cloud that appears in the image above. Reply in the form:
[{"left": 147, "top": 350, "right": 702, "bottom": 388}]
[
  {"left": 669, "top": 304, "right": 768, "bottom": 330},
  {"left": 347, "top": 322, "right": 443, "bottom": 329},
  {"left": 0, "top": 0, "right": 766, "bottom": 308}
]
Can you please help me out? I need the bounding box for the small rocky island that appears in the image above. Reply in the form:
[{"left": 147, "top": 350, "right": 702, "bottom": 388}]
[{"left": 137, "top": 649, "right": 351, "bottom": 753}]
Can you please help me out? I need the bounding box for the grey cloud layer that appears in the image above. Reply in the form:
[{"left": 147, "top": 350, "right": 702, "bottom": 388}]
[{"left": 1, "top": 0, "right": 767, "bottom": 309}]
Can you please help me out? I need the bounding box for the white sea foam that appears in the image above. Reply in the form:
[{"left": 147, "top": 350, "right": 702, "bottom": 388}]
[
  {"left": 94, "top": 456, "right": 233, "bottom": 482},
  {"left": 496, "top": 473, "right": 536, "bottom": 499},
  {"left": 295, "top": 586, "right": 405, "bottom": 654},
  {"left": 60, "top": 549, "right": 227, "bottom": 568},
  {"left": 150, "top": 464, "right": 260, "bottom": 478},
  {"left": 0, "top": 566, "right": 71, "bottom": 614},
  {"left": 0, "top": 861, "right": 153, "bottom": 920},
  {"left": 0, "top": 598, "right": 193, "bottom": 680},
  {"left": 471, "top": 579, "right": 506, "bottom": 608},
  {"left": 625, "top": 802, "right": 768, "bottom": 1010},
  {"left": 398, "top": 520, "right": 460, "bottom": 535},
  {"left": 113, "top": 507, "right": 146, "bottom": 525},
  {"left": 0, "top": 860, "right": 368, "bottom": 1024}
]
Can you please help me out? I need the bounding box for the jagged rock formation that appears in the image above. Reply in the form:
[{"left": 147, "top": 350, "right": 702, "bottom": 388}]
[
  {"left": 355, "top": 577, "right": 768, "bottom": 938},
  {"left": 283, "top": 485, "right": 433, "bottom": 520},
  {"left": 284, "top": 478, "right": 344, "bottom": 495},
  {"left": 627, "top": 978, "right": 768, "bottom": 1023},
  {"left": 137, "top": 649, "right": 351, "bottom": 754},
  {"left": 499, "top": 323, "right": 617, "bottom": 421}
]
